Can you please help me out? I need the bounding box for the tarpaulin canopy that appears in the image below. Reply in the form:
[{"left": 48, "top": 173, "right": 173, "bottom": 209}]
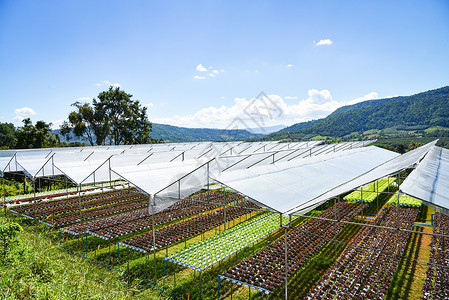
[
  {"left": 400, "top": 146, "right": 449, "bottom": 209},
  {"left": 211, "top": 146, "right": 399, "bottom": 214},
  {"left": 285, "top": 140, "right": 437, "bottom": 214}
]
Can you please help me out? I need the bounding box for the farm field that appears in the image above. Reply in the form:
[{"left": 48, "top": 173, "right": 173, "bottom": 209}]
[{"left": 1, "top": 182, "right": 441, "bottom": 300}]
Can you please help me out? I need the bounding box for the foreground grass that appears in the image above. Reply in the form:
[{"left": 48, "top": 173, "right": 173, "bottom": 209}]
[{"left": 0, "top": 216, "right": 163, "bottom": 300}]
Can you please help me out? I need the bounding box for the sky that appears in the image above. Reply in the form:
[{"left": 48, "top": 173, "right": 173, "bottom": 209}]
[{"left": 1, "top": 0, "right": 448, "bottom": 131}]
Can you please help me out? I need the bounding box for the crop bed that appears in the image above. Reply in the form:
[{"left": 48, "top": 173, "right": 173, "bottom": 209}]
[
  {"left": 422, "top": 212, "right": 449, "bottom": 299},
  {"left": 387, "top": 194, "right": 422, "bottom": 207},
  {"left": 48, "top": 198, "right": 149, "bottom": 226},
  {"left": 344, "top": 177, "right": 395, "bottom": 203},
  {"left": 120, "top": 200, "right": 261, "bottom": 252},
  {"left": 87, "top": 191, "right": 242, "bottom": 239},
  {"left": 223, "top": 202, "right": 365, "bottom": 292},
  {"left": 169, "top": 212, "right": 292, "bottom": 270},
  {"left": 306, "top": 207, "right": 418, "bottom": 299},
  {"left": 25, "top": 190, "right": 143, "bottom": 219},
  {"left": 10, "top": 188, "right": 136, "bottom": 215}
]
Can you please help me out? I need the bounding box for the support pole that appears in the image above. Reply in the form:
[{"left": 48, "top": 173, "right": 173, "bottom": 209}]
[
  {"left": 396, "top": 173, "right": 400, "bottom": 225},
  {"left": 151, "top": 195, "right": 157, "bottom": 280},
  {"left": 284, "top": 225, "right": 288, "bottom": 300},
  {"left": 2, "top": 177, "right": 5, "bottom": 218},
  {"left": 334, "top": 197, "right": 337, "bottom": 258}
]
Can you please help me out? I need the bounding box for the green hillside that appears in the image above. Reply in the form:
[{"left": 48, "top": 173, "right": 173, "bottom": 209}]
[
  {"left": 267, "top": 86, "right": 449, "bottom": 145},
  {"left": 149, "top": 123, "right": 263, "bottom": 142}
]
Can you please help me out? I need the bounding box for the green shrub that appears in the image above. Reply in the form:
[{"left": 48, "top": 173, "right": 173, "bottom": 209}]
[{"left": 0, "top": 221, "right": 22, "bottom": 262}]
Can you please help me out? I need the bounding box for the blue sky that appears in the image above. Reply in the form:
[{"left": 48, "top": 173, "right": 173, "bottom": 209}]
[{"left": 1, "top": 0, "right": 448, "bottom": 130}]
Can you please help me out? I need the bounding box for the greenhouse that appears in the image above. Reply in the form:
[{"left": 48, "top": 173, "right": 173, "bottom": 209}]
[{"left": 1, "top": 139, "right": 448, "bottom": 299}]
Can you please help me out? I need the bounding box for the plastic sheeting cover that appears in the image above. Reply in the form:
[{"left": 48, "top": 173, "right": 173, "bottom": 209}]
[
  {"left": 287, "top": 140, "right": 437, "bottom": 214},
  {"left": 212, "top": 146, "right": 399, "bottom": 214},
  {"left": 400, "top": 146, "right": 449, "bottom": 210}
]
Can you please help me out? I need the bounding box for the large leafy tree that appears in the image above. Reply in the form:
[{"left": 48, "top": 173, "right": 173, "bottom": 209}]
[
  {"left": 15, "top": 119, "right": 60, "bottom": 149},
  {"left": 61, "top": 86, "right": 157, "bottom": 145},
  {"left": 0, "top": 122, "right": 17, "bottom": 149}
]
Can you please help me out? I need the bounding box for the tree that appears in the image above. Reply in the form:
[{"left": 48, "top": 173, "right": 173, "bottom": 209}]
[
  {"left": 62, "top": 87, "right": 158, "bottom": 145},
  {"left": 408, "top": 141, "right": 424, "bottom": 151},
  {"left": 15, "top": 118, "right": 60, "bottom": 149},
  {"left": 0, "top": 122, "right": 17, "bottom": 149}
]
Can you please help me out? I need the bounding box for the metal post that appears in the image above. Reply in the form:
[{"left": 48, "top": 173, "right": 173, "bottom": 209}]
[
  {"left": 334, "top": 197, "right": 337, "bottom": 258},
  {"left": 396, "top": 173, "right": 400, "bottom": 224},
  {"left": 33, "top": 178, "right": 36, "bottom": 220},
  {"left": 207, "top": 162, "right": 210, "bottom": 190},
  {"left": 85, "top": 232, "right": 88, "bottom": 258},
  {"left": 151, "top": 195, "right": 157, "bottom": 280},
  {"left": 376, "top": 180, "right": 379, "bottom": 213},
  {"left": 78, "top": 184, "right": 82, "bottom": 228},
  {"left": 284, "top": 225, "right": 288, "bottom": 300},
  {"left": 2, "top": 177, "right": 5, "bottom": 218}
]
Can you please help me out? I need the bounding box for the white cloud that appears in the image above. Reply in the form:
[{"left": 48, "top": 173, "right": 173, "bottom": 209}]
[
  {"left": 154, "top": 90, "right": 382, "bottom": 129},
  {"left": 209, "top": 73, "right": 215, "bottom": 77},
  {"left": 95, "top": 80, "right": 121, "bottom": 87},
  {"left": 14, "top": 116, "right": 24, "bottom": 122},
  {"left": 145, "top": 103, "right": 154, "bottom": 107},
  {"left": 152, "top": 89, "right": 384, "bottom": 129},
  {"left": 154, "top": 90, "right": 340, "bottom": 128},
  {"left": 287, "top": 64, "right": 294, "bottom": 67},
  {"left": 15, "top": 107, "right": 36, "bottom": 116},
  {"left": 196, "top": 64, "right": 207, "bottom": 72},
  {"left": 346, "top": 92, "right": 378, "bottom": 105},
  {"left": 212, "top": 70, "right": 219, "bottom": 74},
  {"left": 305, "top": 89, "right": 333, "bottom": 104},
  {"left": 193, "top": 75, "right": 206, "bottom": 79},
  {"left": 315, "top": 39, "right": 333, "bottom": 46}
]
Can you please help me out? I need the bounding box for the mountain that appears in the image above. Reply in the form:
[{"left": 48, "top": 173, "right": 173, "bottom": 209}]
[
  {"left": 151, "top": 123, "right": 263, "bottom": 142},
  {"left": 55, "top": 124, "right": 264, "bottom": 144},
  {"left": 267, "top": 86, "right": 449, "bottom": 140},
  {"left": 246, "top": 124, "right": 287, "bottom": 135}
]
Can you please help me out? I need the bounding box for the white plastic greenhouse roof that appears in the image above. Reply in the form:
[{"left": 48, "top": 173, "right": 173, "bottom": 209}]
[
  {"left": 284, "top": 141, "right": 437, "bottom": 214},
  {"left": 400, "top": 146, "right": 449, "bottom": 209},
  {"left": 212, "top": 146, "right": 400, "bottom": 214}
]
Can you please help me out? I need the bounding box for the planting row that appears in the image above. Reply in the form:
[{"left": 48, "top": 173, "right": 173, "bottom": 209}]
[
  {"left": 422, "top": 212, "right": 449, "bottom": 300},
  {"left": 11, "top": 188, "right": 134, "bottom": 214},
  {"left": 26, "top": 190, "right": 143, "bottom": 218},
  {"left": 120, "top": 200, "right": 261, "bottom": 252},
  {"left": 386, "top": 193, "right": 422, "bottom": 207},
  {"left": 3, "top": 181, "right": 127, "bottom": 206},
  {"left": 88, "top": 191, "right": 241, "bottom": 239},
  {"left": 343, "top": 177, "right": 395, "bottom": 203},
  {"left": 63, "top": 190, "right": 240, "bottom": 236},
  {"left": 223, "top": 202, "right": 365, "bottom": 292},
  {"left": 306, "top": 207, "right": 418, "bottom": 300},
  {"left": 169, "top": 212, "right": 292, "bottom": 270},
  {"left": 48, "top": 198, "right": 149, "bottom": 226}
]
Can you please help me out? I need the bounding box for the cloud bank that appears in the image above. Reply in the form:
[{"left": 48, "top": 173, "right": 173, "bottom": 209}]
[{"left": 153, "top": 90, "right": 378, "bottom": 129}]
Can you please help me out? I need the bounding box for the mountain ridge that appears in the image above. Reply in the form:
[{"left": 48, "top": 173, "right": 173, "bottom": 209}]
[{"left": 268, "top": 86, "right": 449, "bottom": 140}]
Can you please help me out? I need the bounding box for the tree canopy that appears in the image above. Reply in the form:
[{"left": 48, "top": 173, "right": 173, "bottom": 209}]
[
  {"left": 61, "top": 87, "right": 157, "bottom": 145},
  {"left": 15, "top": 119, "right": 61, "bottom": 149}
]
